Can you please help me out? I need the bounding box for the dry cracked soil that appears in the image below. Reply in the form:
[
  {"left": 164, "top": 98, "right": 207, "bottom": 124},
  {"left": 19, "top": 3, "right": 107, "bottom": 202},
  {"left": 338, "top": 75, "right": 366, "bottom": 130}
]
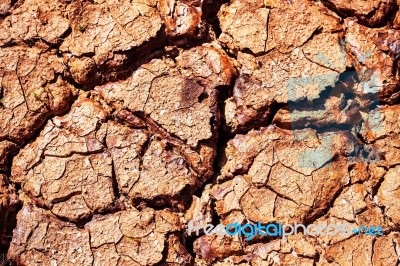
[{"left": 0, "top": 0, "right": 400, "bottom": 265}]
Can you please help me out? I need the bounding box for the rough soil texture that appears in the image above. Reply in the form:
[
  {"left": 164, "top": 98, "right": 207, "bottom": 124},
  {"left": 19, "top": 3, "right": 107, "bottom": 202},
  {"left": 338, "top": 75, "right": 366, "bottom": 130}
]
[{"left": 0, "top": 0, "right": 400, "bottom": 265}]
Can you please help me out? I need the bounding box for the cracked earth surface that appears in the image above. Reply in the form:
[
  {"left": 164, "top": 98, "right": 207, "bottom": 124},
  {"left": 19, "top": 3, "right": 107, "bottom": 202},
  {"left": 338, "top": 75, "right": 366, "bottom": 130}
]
[{"left": 0, "top": 0, "right": 400, "bottom": 265}]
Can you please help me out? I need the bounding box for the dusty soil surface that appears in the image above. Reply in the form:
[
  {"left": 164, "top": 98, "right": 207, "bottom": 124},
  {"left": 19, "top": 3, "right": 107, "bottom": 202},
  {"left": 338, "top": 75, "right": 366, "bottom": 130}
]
[{"left": 0, "top": 0, "right": 399, "bottom": 265}]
